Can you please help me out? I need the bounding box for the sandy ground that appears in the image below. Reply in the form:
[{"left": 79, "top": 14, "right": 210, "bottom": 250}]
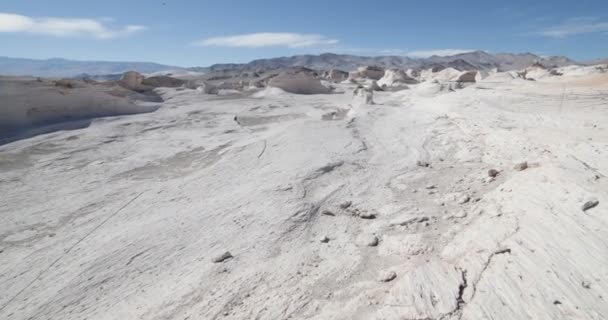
[{"left": 0, "top": 73, "right": 607, "bottom": 320}]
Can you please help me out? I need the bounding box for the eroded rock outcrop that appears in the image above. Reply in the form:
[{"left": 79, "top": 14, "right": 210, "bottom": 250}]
[{"left": 268, "top": 73, "right": 332, "bottom": 94}]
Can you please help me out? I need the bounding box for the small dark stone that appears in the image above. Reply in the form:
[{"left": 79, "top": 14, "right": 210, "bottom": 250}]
[
  {"left": 359, "top": 212, "right": 376, "bottom": 219},
  {"left": 495, "top": 248, "right": 511, "bottom": 255},
  {"left": 582, "top": 198, "right": 599, "bottom": 212},
  {"left": 553, "top": 300, "right": 562, "bottom": 305},
  {"left": 488, "top": 169, "right": 499, "bottom": 177},
  {"left": 339, "top": 201, "right": 352, "bottom": 209},
  {"left": 321, "top": 209, "right": 335, "bottom": 216},
  {"left": 212, "top": 251, "right": 233, "bottom": 263},
  {"left": 514, "top": 162, "right": 528, "bottom": 171},
  {"left": 378, "top": 270, "right": 397, "bottom": 282},
  {"left": 416, "top": 160, "right": 430, "bottom": 167}
]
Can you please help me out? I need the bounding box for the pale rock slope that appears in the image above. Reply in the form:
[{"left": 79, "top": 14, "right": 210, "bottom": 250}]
[{"left": 0, "top": 67, "right": 607, "bottom": 320}]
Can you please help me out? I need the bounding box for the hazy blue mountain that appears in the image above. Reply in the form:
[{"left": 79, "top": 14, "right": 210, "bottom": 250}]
[
  {"left": 197, "top": 51, "right": 580, "bottom": 73},
  {"left": 0, "top": 52, "right": 586, "bottom": 78},
  {"left": 0, "top": 57, "right": 182, "bottom": 77}
]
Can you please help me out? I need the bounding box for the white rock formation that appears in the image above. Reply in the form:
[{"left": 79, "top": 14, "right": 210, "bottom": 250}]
[
  {"left": 349, "top": 66, "right": 386, "bottom": 81},
  {"left": 0, "top": 77, "right": 158, "bottom": 141},
  {"left": 378, "top": 69, "right": 418, "bottom": 88},
  {"left": 323, "top": 69, "right": 348, "bottom": 82},
  {"left": 268, "top": 73, "right": 332, "bottom": 94},
  {"left": 353, "top": 85, "right": 374, "bottom": 104},
  {"left": 141, "top": 76, "right": 185, "bottom": 88},
  {"left": 420, "top": 67, "right": 462, "bottom": 82},
  {"left": 369, "top": 80, "right": 382, "bottom": 91},
  {"left": 120, "top": 71, "right": 146, "bottom": 91},
  {"left": 456, "top": 71, "right": 478, "bottom": 83}
]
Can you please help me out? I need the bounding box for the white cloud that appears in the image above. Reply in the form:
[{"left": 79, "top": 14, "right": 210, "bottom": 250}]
[
  {"left": 405, "top": 49, "right": 477, "bottom": 58},
  {"left": 0, "top": 12, "right": 145, "bottom": 39},
  {"left": 379, "top": 49, "right": 410, "bottom": 55},
  {"left": 194, "top": 32, "right": 339, "bottom": 48},
  {"left": 539, "top": 17, "right": 608, "bottom": 37}
]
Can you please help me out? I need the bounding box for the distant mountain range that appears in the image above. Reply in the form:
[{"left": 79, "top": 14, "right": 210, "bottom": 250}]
[
  {"left": 0, "top": 51, "right": 599, "bottom": 78},
  {"left": 198, "top": 51, "right": 580, "bottom": 73},
  {"left": 0, "top": 57, "right": 181, "bottom": 77}
]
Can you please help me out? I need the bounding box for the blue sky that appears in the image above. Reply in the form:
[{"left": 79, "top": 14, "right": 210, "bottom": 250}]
[{"left": 1, "top": 0, "right": 607, "bottom": 67}]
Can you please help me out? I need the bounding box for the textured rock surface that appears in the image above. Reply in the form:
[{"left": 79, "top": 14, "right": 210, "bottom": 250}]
[{"left": 1, "top": 67, "right": 607, "bottom": 320}]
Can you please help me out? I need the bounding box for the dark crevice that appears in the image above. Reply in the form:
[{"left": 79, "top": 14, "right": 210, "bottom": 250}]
[{"left": 456, "top": 269, "right": 468, "bottom": 310}]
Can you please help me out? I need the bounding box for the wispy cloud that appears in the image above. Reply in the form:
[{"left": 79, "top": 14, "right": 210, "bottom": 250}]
[
  {"left": 0, "top": 12, "right": 145, "bottom": 39},
  {"left": 378, "top": 49, "right": 410, "bottom": 56},
  {"left": 193, "top": 32, "right": 339, "bottom": 48},
  {"left": 538, "top": 17, "right": 608, "bottom": 37},
  {"left": 405, "top": 49, "right": 478, "bottom": 58}
]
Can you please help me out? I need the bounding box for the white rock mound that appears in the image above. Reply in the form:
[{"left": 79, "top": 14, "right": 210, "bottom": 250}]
[
  {"left": 348, "top": 66, "right": 386, "bottom": 81},
  {"left": 406, "top": 69, "right": 420, "bottom": 79},
  {"left": 481, "top": 71, "right": 516, "bottom": 83},
  {"left": 323, "top": 69, "right": 349, "bottom": 82},
  {"left": 0, "top": 78, "right": 158, "bottom": 140},
  {"left": 353, "top": 85, "right": 374, "bottom": 104},
  {"left": 141, "top": 76, "right": 186, "bottom": 88},
  {"left": 268, "top": 73, "right": 332, "bottom": 95},
  {"left": 420, "top": 67, "right": 462, "bottom": 82},
  {"left": 378, "top": 69, "right": 419, "bottom": 88},
  {"left": 456, "top": 71, "right": 478, "bottom": 83},
  {"left": 120, "top": 71, "right": 146, "bottom": 91},
  {"left": 369, "top": 80, "right": 382, "bottom": 91}
]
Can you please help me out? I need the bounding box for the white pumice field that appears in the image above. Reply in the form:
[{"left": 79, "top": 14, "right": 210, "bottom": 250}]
[{"left": 1, "top": 66, "right": 607, "bottom": 320}]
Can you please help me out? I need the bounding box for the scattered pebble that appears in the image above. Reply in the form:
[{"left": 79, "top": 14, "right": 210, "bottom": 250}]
[
  {"left": 457, "top": 194, "right": 471, "bottom": 204},
  {"left": 378, "top": 270, "right": 397, "bottom": 282},
  {"left": 488, "top": 169, "right": 500, "bottom": 177},
  {"left": 416, "top": 160, "right": 430, "bottom": 167},
  {"left": 339, "top": 201, "right": 352, "bottom": 209},
  {"left": 321, "top": 209, "right": 335, "bottom": 216},
  {"left": 582, "top": 198, "right": 599, "bottom": 212},
  {"left": 494, "top": 247, "right": 511, "bottom": 255},
  {"left": 582, "top": 281, "right": 591, "bottom": 289},
  {"left": 359, "top": 211, "right": 376, "bottom": 219},
  {"left": 425, "top": 184, "right": 437, "bottom": 190},
  {"left": 453, "top": 210, "right": 467, "bottom": 219},
  {"left": 320, "top": 236, "right": 330, "bottom": 243},
  {"left": 212, "top": 251, "right": 233, "bottom": 263},
  {"left": 390, "top": 216, "right": 429, "bottom": 227},
  {"left": 514, "top": 161, "right": 528, "bottom": 171},
  {"left": 357, "top": 234, "right": 379, "bottom": 247}
]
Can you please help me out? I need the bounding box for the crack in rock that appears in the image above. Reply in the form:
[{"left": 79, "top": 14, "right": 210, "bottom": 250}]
[{"left": 468, "top": 247, "right": 513, "bottom": 304}]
